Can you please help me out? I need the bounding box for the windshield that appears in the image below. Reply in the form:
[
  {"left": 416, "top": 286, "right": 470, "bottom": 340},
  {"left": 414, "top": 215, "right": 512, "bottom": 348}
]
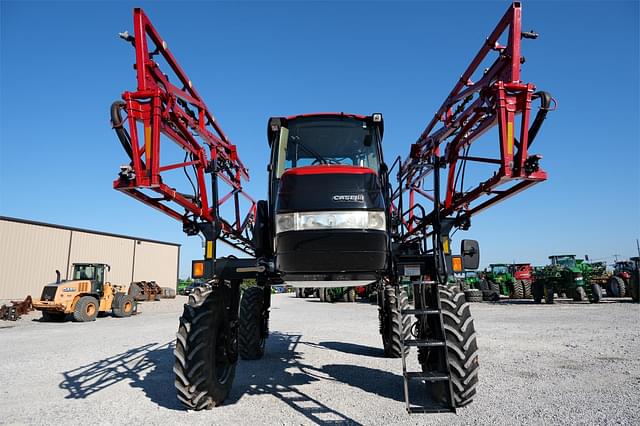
[
  {"left": 491, "top": 265, "right": 508, "bottom": 274},
  {"left": 73, "top": 265, "right": 98, "bottom": 280},
  {"left": 275, "top": 116, "right": 380, "bottom": 177},
  {"left": 553, "top": 256, "right": 576, "bottom": 268}
]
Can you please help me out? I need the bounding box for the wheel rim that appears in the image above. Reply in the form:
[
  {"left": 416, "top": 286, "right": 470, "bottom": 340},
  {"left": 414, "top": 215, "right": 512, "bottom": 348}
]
[
  {"left": 86, "top": 303, "right": 96, "bottom": 316},
  {"left": 124, "top": 301, "right": 132, "bottom": 313}
]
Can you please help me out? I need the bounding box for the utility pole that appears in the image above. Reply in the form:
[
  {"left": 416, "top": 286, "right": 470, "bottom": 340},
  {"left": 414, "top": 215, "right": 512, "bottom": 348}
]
[{"left": 636, "top": 238, "right": 639, "bottom": 257}]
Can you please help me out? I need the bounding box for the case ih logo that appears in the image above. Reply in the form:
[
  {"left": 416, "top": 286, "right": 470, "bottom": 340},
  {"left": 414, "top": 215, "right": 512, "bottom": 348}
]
[{"left": 332, "top": 194, "right": 364, "bottom": 202}]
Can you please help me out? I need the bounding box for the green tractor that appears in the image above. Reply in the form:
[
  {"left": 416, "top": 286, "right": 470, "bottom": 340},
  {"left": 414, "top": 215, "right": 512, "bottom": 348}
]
[
  {"left": 318, "top": 287, "right": 357, "bottom": 303},
  {"left": 482, "top": 263, "right": 529, "bottom": 299},
  {"left": 532, "top": 255, "right": 602, "bottom": 304},
  {"left": 458, "top": 271, "right": 483, "bottom": 302}
]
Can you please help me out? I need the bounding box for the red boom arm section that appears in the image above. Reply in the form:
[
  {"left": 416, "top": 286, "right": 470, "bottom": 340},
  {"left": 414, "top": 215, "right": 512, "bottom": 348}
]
[
  {"left": 396, "top": 2, "right": 554, "bottom": 240},
  {"left": 112, "top": 8, "right": 256, "bottom": 254}
]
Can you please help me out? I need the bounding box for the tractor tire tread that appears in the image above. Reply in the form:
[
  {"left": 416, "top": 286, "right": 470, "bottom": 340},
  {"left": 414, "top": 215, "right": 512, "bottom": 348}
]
[
  {"left": 439, "top": 285, "right": 479, "bottom": 407},
  {"left": 174, "top": 284, "right": 236, "bottom": 410},
  {"left": 238, "top": 286, "right": 265, "bottom": 360}
]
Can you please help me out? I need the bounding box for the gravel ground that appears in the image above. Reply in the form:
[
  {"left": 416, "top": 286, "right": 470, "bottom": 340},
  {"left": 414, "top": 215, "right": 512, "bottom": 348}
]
[{"left": 1, "top": 294, "right": 638, "bottom": 425}]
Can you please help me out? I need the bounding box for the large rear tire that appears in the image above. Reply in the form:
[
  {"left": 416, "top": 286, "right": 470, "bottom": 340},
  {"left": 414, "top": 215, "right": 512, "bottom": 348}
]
[
  {"left": 489, "top": 280, "right": 500, "bottom": 293},
  {"left": 439, "top": 285, "right": 479, "bottom": 407},
  {"left": 380, "top": 285, "right": 409, "bottom": 358},
  {"left": 607, "top": 276, "right": 626, "bottom": 298},
  {"left": 590, "top": 284, "right": 602, "bottom": 303},
  {"left": 464, "top": 289, "right": 482, "bottom": 303},
  {"left": 174, "top": 285, "right": 237, "bottom": 410},
  {"left": 511, "top": 281, "right": 525, "bottom": 299},
  {"left": 238, "top": 286, "right": 266, "bottom": 360},
  {"left": 544, "top": 284, "right": 555, "bottom": 304},
  {"left": 574, "top": 286, "right": 587, "bottom": 302},
  {"left": 523, "top": 281, "right": 532, "bottom": 299},
  {"left": 73, "top": 296, "right": 99, "bottom": 322},
  {"left": 532, "top": 281, "right": 544, "bottom": 304}
]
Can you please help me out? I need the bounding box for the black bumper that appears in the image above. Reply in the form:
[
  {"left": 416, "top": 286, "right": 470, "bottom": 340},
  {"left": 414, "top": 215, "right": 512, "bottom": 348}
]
[{"left": 276, "top": 230, "right": 388, "bottom": 274}]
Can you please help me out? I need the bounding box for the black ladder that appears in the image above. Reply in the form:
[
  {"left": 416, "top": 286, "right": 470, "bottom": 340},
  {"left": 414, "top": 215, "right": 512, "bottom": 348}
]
[{"left": 399, "top": 280, "right": 456, "bottom": 414}]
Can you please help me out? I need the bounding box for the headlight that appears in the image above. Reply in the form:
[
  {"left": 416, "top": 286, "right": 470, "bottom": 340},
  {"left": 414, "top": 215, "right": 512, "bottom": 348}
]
[{"left": 275, "top": 211, "right": 385, "bottom": 233}]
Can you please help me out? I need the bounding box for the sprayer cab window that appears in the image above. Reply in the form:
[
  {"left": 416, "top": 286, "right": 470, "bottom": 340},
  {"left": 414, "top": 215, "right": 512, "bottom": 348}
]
[{"left": 275, "top": 116, "right": 380, "bottom": 177}]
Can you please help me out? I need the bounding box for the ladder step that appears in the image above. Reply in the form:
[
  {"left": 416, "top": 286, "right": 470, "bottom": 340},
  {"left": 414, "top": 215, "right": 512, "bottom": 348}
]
[
  {"left": 401, "top": 308, "right": 440, "bottom": 315},
  {"left": 403, "top": 339, "right": 446, "bottom": 347},
  {"left": 405, "top": 371, "right": 450, "bottom": 381}
]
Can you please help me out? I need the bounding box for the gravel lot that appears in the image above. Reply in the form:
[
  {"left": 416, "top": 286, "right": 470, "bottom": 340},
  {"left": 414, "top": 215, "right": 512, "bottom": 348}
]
[{"left": 1, "top": 293, "right": 638, "bottom": 425}]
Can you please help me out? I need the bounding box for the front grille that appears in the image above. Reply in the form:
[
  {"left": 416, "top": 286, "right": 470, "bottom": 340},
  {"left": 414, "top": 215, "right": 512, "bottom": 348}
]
[{"left": 41, "top": 286, "right": 58, "bottom": 301}]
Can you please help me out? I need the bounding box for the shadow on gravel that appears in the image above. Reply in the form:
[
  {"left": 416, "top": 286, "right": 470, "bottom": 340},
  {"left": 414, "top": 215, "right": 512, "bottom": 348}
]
[
  {"left": 59, "top": 332, "right": 401, "bottom": 422},
  {"left": 310, "top": 341, "right": 386, "bottom": 358},
  {"left": 59, "top": 341, "right": 184, "bottom": 411},
  {"left": 230, "top": 332, "right": 366, "bottom": 425}
]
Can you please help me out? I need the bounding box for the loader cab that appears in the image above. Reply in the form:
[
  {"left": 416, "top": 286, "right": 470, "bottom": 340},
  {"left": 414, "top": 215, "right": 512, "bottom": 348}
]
[
  {"left": 265, "top": 113, "right": 388, "bottom": 286},
  {"left": 71, "top": 263, "right": 109, "bottom": 295}
]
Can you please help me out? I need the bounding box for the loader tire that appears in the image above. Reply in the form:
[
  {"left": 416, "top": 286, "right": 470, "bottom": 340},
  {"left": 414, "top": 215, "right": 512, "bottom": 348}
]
[
  {"left": 532, "top": 281, "right": 544, "bottom": 304},
  {"left": 511, "top": 281, "right": 525, "bottom": 299},
  {"left": 523, "top": 281, "right": 532, "bottom": 299},
  {"left": 113, "top": 293, "right": 136, "bottom": 317},
  {"left": 238, "top": 286, "right": 266, "bottom": 360},
  {"left": 380, "top": 285, "right": 410, "bottom": 358},
  {"left": 464, "top": 289, "right": 482, "bottom": 303},
  {"left": 607, "top": 276, "right": 626, "bottom": 298},
  {"left": 433, "top": 285, "right": 479, "bottom": 407},
  {"left": 41, "top": 311, "right": 65, "bottom": 322},
  {"left": 174, "top": 284, "right": 237, "bottom": 410},
  {"left": 73, "top": 296, "right": 99, "bottom": 322}
]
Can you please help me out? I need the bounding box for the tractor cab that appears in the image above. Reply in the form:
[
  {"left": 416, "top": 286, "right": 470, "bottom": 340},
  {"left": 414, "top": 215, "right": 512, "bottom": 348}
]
[
  {"left": 550, "top": 255, "right": 577, "bottom": 269},
  {"left": 265, "top": 113, "right": 388, "bottom": 287},
  {"left": 489, "top": 264, "right": 509, "bottom": 275},
  {"left": 614, "top": 260, "right": 634, "bottom": 278},
  {"left": 71, "top": 263, "right": 109, "bottom": 295}
]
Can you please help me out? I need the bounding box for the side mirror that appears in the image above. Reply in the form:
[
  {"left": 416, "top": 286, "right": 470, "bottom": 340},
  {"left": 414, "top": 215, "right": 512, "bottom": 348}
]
[{"left": 461, "top": 239, "right": 480, "bottom": 270}]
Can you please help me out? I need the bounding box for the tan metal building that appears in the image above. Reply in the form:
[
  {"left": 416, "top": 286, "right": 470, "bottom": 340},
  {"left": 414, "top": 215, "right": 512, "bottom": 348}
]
[{"left": 0, "top": 216, "right": 180, "bottom": 300}]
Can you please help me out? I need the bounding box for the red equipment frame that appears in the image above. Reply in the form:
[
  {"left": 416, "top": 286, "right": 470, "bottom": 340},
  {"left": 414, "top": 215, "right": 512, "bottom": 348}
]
[
  {"left": 396, "top": 2, "right": 553, "bottom": 240},
  {"left": 112, "top": 8, "right": 256, "bottom": 254}
]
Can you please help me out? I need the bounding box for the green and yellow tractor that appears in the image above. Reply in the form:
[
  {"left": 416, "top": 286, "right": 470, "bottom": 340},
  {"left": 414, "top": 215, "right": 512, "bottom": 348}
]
[
  {"left": 532, "top": 255, "right": 602, "bottom": 304},
  {"left": 482, "top": 263, "right": 530, "bottom": 299}
]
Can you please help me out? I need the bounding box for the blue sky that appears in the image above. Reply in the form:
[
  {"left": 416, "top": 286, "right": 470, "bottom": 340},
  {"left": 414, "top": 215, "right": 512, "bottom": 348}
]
[{"left": 1, "top": 1, "right": 638, "bottom": 277}]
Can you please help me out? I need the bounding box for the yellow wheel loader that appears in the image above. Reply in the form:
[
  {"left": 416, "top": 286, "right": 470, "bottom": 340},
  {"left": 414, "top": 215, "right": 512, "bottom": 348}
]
[{"left": 33, "top": 263, "right": 136, "bottom": 322}]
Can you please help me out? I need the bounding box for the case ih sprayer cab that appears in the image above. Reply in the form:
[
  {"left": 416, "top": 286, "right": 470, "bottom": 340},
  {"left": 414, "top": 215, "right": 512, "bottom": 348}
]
[{"left": 111, "top": 2, "right": 553, "bottom": 413}]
